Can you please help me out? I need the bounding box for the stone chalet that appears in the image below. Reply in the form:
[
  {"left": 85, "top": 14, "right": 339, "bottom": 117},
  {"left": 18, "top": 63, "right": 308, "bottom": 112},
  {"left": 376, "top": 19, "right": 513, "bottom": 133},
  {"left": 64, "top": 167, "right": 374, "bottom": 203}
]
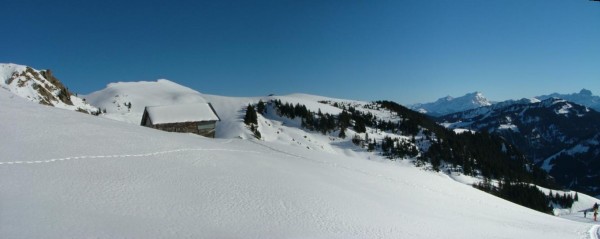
[{"left": 140, "top": 102, "right": 221, "bottom": 138}]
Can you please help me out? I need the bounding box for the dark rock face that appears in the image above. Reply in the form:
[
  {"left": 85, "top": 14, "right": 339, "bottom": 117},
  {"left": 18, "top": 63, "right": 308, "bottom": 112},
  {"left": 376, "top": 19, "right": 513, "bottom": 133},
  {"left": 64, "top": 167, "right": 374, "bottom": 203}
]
[{"left": 40, "top": 69, "right": 73, "bottom": 105}]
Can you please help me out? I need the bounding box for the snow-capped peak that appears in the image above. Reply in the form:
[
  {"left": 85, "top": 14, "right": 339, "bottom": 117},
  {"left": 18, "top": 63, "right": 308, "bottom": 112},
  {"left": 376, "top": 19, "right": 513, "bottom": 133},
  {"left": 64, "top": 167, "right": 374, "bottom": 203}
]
[
  {"left": 464, "top": 91, "right": 492, "bottom": 106},
  {"left": 0, "top": 63, "right": 97, "bottom": 114},
  {"left": 410, "top": 91, "right": 492, "bottom": 116}
]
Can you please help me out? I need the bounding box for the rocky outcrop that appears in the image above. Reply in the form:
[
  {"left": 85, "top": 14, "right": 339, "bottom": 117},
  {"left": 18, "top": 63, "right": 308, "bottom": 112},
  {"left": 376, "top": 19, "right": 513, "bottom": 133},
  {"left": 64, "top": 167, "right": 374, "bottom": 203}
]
[
  {"left": 0, "top": 63, "right": 97, "bottom": 114},
  {"left": 40, "top": 69, "right": 73, "bottom": 105}
]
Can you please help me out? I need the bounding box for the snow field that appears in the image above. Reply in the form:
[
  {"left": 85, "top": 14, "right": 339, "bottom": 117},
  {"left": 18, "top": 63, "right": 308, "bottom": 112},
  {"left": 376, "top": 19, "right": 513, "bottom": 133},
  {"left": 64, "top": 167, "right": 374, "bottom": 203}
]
[{"left": 1, "top": 83, "right": 598, "bottom": 238}]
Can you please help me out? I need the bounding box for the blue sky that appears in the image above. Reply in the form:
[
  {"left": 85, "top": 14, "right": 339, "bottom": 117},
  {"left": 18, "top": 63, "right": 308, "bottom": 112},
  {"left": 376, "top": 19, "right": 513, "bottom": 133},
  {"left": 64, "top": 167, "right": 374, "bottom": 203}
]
[{"left": 2, "top": 0, "right": 599, "bottom": 104}]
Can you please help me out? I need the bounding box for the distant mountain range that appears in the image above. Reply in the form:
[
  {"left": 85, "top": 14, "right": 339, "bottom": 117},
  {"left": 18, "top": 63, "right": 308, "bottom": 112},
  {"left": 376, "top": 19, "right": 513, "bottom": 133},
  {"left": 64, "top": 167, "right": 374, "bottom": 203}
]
[
  {"left": 440, "top": 98, "right": 600, "bottom": 196},
  {"left": 537, "top": 89, "right": 600, "bottom": 112},
  {"left": 412, "top": 89, "right": 600, "bottom": 195},
  {"left": 411, "top": 89, "right": 600, "bottom": 117},
  {"left": 409, "top": 92, "right": 492, "bottom": 116}
]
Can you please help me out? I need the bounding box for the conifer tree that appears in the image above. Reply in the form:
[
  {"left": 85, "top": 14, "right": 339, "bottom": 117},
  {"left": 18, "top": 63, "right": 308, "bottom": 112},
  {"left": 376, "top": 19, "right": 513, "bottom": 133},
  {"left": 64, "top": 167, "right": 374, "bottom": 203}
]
[
  {"left": 368, "top": 139, "right": 376, "bottom": 152},
  {"left": 338, "top": 110, "right": 351, "bottom": 128},
  {"left": 339, "top": 127, "right": 347, "bottom": 139},
  {"left": 244, "top": 104, "right": 258, "bottom": 125},
  {"left": 319, "top": 114, "right": 328, "bottom": 135},
  {"left": 257, "top": 100, "right": 266, "bottom": 115},
  {"left": 244, "top": 104, "right": 261, "bottom": 139},
  {"left": 354, "top": 117, "right": 366, "bottom": 133},
  {"left": 352, "top": 134, "right": 361, "bottom": 146}
]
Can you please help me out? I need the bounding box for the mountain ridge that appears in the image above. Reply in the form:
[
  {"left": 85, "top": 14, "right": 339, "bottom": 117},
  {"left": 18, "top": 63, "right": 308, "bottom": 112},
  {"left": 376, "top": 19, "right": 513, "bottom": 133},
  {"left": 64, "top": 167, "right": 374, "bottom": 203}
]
[
  {"left": 536, "top": 89, "right": 600, "bottom": 112},
  {"left": 410, "top": 91, "right": 493, "bottom": 116},
  {"left": 413, "top": 89, "right": 600, "bottom": 118}
]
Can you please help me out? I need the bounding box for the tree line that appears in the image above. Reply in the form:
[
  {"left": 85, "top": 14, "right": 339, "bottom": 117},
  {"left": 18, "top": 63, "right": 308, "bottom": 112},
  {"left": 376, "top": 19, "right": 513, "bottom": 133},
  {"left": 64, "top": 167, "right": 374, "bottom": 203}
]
[
  {"left": 243, "top": 103, "right": 261, "bottom": 139},
  {"left": 245, "top": 99, "right": 564, "bottom": 213},
  {"left": 474, "top": 179, "right": 554, "bottom": 214}
]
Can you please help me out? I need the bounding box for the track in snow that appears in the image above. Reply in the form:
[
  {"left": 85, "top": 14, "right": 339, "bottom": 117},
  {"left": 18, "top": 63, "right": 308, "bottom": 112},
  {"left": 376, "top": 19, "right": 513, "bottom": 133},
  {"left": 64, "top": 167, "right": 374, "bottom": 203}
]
[
  {"left": 591, "top": 225, "right": 600, "bottom": 239},
  {"left": 0, "top": 148, "right": 261, "bottom": 166}
]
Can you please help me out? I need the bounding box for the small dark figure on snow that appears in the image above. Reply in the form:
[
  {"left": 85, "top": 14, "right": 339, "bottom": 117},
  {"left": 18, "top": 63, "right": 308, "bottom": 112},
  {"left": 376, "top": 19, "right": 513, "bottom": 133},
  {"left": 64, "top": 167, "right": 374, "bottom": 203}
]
[
  {"left": 584, "top": 210, "right": 587, "bottom": 218},
  {"left": 594, "top": 202, "right": 599, "bottom": 221}
]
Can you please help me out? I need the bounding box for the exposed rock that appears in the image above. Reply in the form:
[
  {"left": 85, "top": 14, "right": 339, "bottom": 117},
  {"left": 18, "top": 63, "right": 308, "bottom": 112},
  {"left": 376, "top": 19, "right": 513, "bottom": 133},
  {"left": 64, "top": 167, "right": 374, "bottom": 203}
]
[
  {"left": 32, "top": 83, "right": 55, "bottom": 106},
  {"left": 0, "top": 63, "right": 97, "bottom": 114},
  {"left": 40, "top": 69, "right": 73, "bottom": 105}
]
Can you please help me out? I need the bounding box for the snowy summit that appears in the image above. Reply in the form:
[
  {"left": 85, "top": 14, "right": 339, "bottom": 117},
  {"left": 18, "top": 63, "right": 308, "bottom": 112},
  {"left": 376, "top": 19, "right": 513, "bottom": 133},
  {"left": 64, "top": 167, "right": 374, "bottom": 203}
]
[{"left": 410, "top": 91, "right": 492, "bottom": 116}]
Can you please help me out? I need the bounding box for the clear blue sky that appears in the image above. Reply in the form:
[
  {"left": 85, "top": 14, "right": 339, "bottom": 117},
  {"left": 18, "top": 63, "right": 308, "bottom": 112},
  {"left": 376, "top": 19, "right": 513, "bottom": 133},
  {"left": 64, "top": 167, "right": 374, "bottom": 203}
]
[{"left": 2, "top": 0, "right": 599, "bottom": 104}]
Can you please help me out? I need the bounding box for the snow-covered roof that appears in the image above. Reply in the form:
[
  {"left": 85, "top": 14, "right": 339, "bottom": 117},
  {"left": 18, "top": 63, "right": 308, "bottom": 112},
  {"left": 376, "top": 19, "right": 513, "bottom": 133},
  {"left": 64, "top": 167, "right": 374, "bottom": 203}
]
[{"left": 144, "top": 103, "right": 220, "bottom": 124}]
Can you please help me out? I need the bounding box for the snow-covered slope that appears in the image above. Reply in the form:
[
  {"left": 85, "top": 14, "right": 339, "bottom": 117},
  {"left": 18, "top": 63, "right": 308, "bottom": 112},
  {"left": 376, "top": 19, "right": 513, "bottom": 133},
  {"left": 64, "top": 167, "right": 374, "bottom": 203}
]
[
  {"left": 86, "top": 80, "right": 426, "bottom": 162},
  {"left": 85, "top": 80, "right": 376, "bottom": 141},
  {"left": 0, "top": 85, "right": 596, "bottom": 238},
  {"left": 410, "top": 92, "right": 492, "bottom": 116},
  {"left": 0, "top": 63, "right": 97, "bottom": 113}
]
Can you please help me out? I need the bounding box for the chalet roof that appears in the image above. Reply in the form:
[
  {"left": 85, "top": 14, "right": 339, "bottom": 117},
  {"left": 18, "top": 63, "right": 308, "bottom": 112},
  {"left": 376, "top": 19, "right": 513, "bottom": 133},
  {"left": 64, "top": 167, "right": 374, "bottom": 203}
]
[{"left": 144, "top": 102, "right": 220, "bottom": 124}]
